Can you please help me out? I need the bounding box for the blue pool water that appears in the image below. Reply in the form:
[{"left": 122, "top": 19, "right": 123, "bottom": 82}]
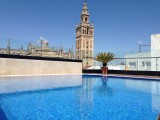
[{"left": 0, "top": 75, "right": 160, "bottom": 120}]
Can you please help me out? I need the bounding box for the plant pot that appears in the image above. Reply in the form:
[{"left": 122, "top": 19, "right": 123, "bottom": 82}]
[{"left": 101, "top": 67, "right": 108, "bottom": 75}]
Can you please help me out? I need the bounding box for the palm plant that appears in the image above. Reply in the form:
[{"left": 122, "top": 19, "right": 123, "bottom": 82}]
[
  {"left": 96, "top": 52, "right": 115, "bottom": 74},
  {"left": 96, "top": 52, "right": 115, "bottom": 67}
]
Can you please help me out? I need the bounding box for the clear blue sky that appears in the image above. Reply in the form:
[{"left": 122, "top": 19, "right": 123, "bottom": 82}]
[{"left": 0, "top": 0, "right": 160, "bottom": 54}]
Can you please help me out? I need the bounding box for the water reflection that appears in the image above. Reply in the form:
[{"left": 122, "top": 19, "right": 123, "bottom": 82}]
[
  {"left": 78, "top": 76, "right": 114, "bottom": 119},
  {"left": 0, "top": 75, "right": 82, "bottom": 94},
  {"left": 0, "top": 75, "right": 160, "bottom": 119},
  {"left": 98, "top": 76, "right": 113, "bottom": 96},
  {"left": 125, "top": 79, "right": 160, "bottom": 111},
  {"left": 78, "top": 77, "right": 94, "bottom": 120},
  {"left": 152, "top": 81, "right": 160, "bottom": 111}
]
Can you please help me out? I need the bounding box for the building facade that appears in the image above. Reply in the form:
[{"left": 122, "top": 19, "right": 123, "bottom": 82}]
[
  {"left": 151, "top": 34, "right": 160, "bottom": 71},
  {"left": 0, "top": 39, "right": 74, "bottom": 59},
  {"left": 126, "top": 33, "right": 160, "bottom": 71},
  {"left": 76, "top": 1, "right": 94, "bottom": 68}
]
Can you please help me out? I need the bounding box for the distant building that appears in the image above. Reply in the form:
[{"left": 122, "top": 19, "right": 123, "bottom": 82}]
[
  {"left": 151, "top": 34, "right": 160, "bottom": 71},
  {"left": 151, "top": 34, "right": 160, "bottom": 50},
  {"left": 0, "top": 39, "right": 74, "bottom": 59},
  {"left": 126, "top": 33, "right": 160, "bottom": 71},
  {"left": 76, "top": 1, "right": 94, "bottom": 68}
]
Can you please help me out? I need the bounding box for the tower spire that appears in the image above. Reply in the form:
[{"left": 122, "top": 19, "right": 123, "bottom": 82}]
[
  {"left": 84, "top": 0, "right": 86, "bottom": 3},
  {"left": 81, "top": 0, "right": 89, "bottom": 16}
]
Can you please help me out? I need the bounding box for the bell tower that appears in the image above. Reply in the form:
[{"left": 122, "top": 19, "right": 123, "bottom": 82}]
[{"left": 76, "top": 1, "right": 94, "bottom": 68}]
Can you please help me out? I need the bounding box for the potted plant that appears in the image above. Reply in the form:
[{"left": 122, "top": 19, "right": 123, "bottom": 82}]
[{"left": 96, "top": 52, "right": 115, "bottom": 74}]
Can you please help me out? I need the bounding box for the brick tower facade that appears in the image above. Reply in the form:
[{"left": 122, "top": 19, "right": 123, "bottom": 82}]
[{"left": 76, "top": 1, "right": 94, "bottom": 67}]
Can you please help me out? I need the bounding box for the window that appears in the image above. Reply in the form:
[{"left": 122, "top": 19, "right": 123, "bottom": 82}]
[
  {"left": 129, "top": 62, "right": 136, "bottom": 68},
  {"left": 87, "top": 28, "right": 89, "bottom": 35},
  {"left": 90, "top": 41, "right": 92, "bottom": 48},
  {"left": 85, "top": 17, "right": 88, "bottom": 22},
  {"left": 146, "top": 62, "right": 151, "bottom": 66},
  {"left": 86, "top": 41, "right": 88, "bottom": 45}
]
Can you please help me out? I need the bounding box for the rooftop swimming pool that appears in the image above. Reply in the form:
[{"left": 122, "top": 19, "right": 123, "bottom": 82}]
[{"left": 0, "top": 75, "right": 160, "bottom": 120}]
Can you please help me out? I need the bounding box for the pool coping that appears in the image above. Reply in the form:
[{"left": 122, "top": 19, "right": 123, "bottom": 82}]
[
  {"left": 0, "top": 54, "right": 82, "bottom": 62},
  {"left": 83, "top": 73, "right": 160, "bottom": 81},
  {"left": 0, "top": 73, "right": 160, "bottom": 81},
  {"left": 0, "top": 73, "right": 82, "bottom": 78}
]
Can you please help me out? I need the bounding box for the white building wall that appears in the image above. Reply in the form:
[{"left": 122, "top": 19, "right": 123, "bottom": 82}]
[
  {"left": 151, "top": 34, "right": 160, "bottom": 71},
  {"left": 126, "top": 52, "right": 151, "bottom": 71},
  {"left": 126, "top": 33, "right": 160, "bottom": 71},
  {"left": 151, "top": 34, "right": 160, "bottom": 50}
]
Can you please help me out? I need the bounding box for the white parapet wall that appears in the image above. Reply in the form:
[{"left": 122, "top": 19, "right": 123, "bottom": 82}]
[{"left": 0, "top": 56, "right": 82, "bottom": 75}]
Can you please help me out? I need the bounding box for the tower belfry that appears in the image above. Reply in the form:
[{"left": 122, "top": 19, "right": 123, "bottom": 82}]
[{"left": 76, "top": 1, "right": 94, "bottom": 67}]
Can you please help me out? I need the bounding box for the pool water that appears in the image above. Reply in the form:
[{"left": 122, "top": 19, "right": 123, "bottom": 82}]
[{"left": 0, "top": 75, "right": 160, "bottom": 120}]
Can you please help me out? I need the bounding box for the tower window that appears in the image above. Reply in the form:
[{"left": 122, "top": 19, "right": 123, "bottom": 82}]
[
  {"left": 90, "top": 41, "right": 92, "bottom": 48},
  {"left": 87, "top": 28, "right": 89, "bottom": 35},
  {"left": 85, "top": 17, "right": 88, "bottom": 22},
  {"left": 86, "top": 41, "right": 88, "bottom": 45}
]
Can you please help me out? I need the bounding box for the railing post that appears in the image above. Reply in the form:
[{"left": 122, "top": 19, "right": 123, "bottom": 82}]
[
  {"left": 125, "top": 58, "right": 127, "bottom": 75},
  {"left": 124, "top": 52, "right": 127, "bottom": 75},
  {"left": 137, "top": 59, "right": 139, "bottom": 71},
  {"left": 156, "top": 58, "right": 159, "bottom": 76},
  {"left": 41, "top": 40, "right": 42, "bottom": 56}
]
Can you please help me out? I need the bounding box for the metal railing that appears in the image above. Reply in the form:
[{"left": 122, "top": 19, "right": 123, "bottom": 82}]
[
  {"left": 2, "top": 37, "right": 160, "bottom": 73},
  {"left": 82, "top": 51, "right": 160, "bottom": 72}
]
